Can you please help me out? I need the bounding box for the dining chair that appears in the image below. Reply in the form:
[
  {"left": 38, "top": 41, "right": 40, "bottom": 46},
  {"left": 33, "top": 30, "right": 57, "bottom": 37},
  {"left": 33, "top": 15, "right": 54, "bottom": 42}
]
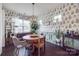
[
  {"left": 12, "top": 36, "right": 31, "bottom": 56},
  {"left": 33, "top": 36, "right": 45, "bottom": 56}
]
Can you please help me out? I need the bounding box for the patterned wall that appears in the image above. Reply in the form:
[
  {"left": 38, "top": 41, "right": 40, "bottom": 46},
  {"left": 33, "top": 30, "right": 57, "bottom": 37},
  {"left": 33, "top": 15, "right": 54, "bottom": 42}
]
[
  {"left": 38, "top": 4, "right": 79, "bottom": 47},
  {"left": 2, "top": 7, "right": 29, "bottom": 38},
  {"left": 39, "top": 3, "right": 79, "bottom": 32}
]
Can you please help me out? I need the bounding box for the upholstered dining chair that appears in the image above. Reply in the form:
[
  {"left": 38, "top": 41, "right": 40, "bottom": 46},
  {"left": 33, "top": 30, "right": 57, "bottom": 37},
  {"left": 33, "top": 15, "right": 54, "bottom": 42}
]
[
  {"left": 33, "top": 36, "right": 45, "bottom": 56},
  {"left": 12, "top": 36, "right": 31, "bottom": 56}
]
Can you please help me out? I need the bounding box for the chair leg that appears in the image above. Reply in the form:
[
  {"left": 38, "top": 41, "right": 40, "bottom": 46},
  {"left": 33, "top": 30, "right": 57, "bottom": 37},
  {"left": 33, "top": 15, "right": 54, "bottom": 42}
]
[
  {"left": 15, "top": 48, "right": 19, "bottom": 56},
  {"left": 14, "top": 48, "right": 17, "bottom": 56},
  {"left": 17, "top": 48, "right": 19, "bottom": 56},
  {"left": 32, "top": 45, "right": 35, "bottom": 52},
  {"left": 14, "top": 48, "right": 19, "bottom": 56},
  {"left": 25, "top": 47, "right": 26, "bottom": 56},
  {"left": 42, "top": 47, "right": 45, "bottom": 54},
  {"left": 44, "top": 45, "right": 45, "bottom": 53}
]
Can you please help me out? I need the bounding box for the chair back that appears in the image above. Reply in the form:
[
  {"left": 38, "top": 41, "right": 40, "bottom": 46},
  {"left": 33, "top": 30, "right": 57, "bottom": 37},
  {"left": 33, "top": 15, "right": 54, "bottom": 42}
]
[
  {"left": 39, "top": 37, "right": 45, "bottom": 45},
  {"left": 33, "top": 36, "right": 45, "bottom": 48},
  {"left": 12, "top": 36, "right": 20, "bottom": 47}
]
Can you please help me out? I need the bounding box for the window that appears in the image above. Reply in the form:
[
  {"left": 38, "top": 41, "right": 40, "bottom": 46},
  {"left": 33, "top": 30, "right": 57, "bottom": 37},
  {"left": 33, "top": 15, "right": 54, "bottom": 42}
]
[
  {"left": 53, "top": 14, "right": 62, "bottom": 23},
  {"left": 23, "top": 20, "right": 31, "bottom": 32},
  {"left": 39, "top": 20, "right": 43, "bottom": 25},
  {"left": 12, "top": 17, "right": 30, "bottom": 33}
]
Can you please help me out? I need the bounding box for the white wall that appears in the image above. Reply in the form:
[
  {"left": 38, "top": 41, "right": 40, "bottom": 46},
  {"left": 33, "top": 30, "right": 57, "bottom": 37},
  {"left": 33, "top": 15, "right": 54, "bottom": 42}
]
[
  {"left": 0, "top": 3, "right": 2, "bottom": 55},
  {"left": 2, "top": 10, "right": 5, "bottom": 47}
]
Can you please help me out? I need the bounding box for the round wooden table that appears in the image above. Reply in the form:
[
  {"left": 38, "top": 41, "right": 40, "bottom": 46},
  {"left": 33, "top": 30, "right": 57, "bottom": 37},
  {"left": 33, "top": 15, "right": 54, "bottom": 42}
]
[
  {"left": 22, "top": 34, "right": 44, "bottom": 55},
  {"left": 23, "top": 34, "right": 44, "bottom": 40}
]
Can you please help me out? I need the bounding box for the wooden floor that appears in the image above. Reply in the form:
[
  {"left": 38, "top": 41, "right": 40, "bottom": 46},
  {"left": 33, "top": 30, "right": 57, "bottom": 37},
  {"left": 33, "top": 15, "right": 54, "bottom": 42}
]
[{"left": 1, "top": 42, "right": 77, "bottom": 56}]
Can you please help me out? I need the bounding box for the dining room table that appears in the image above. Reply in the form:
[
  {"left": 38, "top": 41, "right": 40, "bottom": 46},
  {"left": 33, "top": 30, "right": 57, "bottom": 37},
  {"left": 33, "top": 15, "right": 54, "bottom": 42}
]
[{"left": 22, "top": 34, "right": 45, "bottom": 56}]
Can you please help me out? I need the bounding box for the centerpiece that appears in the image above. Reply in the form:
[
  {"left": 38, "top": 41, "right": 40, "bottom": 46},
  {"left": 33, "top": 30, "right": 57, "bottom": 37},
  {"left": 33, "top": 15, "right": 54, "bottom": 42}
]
[{"left": 31, "top": 20, "right": 39, "bottom": 35}]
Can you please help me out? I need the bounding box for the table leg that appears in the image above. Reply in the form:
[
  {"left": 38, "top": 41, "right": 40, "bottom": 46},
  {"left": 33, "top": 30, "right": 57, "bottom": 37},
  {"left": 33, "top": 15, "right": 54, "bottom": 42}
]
[
  {"left": 38, "top": 47, "right": 40, "bottom": 56},
  {"left": 38, "top": 39, "right": 40, "bottom": 56}
]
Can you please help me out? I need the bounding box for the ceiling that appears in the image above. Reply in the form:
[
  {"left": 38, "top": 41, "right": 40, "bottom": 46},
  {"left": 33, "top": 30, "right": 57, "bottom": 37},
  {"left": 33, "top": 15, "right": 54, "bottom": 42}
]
[{"left": 3, "top": 3, "right": 63, "bottom": 16}]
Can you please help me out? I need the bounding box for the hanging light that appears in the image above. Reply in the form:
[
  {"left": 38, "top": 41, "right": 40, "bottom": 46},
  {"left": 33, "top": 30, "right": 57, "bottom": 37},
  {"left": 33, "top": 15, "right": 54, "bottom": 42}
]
[
  {"left": 32, "top": 3, "right": 36, "bottom": 21},
  {"left": 32, "top": 3, "right": 35, "bottom": 16}
]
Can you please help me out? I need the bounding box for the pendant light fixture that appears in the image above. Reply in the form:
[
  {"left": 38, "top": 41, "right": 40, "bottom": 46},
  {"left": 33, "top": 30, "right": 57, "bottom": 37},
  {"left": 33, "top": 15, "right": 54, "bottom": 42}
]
[
  {"left": 32, "top": 3, "right": 36, "bottom": 21},
  {"left": 32, "top": 3, "right": 35, "bottom": 16}
]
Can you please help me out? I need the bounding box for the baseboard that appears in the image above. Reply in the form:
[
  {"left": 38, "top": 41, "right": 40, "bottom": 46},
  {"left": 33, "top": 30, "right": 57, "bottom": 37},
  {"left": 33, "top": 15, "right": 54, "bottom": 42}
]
[{"left": 46, "top": 41, "right": 63, "bottom": 48}]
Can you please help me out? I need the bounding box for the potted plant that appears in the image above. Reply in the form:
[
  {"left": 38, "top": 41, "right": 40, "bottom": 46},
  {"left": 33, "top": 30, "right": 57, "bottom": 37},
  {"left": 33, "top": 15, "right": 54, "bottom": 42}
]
[{"left": 31, "top": 20, "right": 39, "bottom": 34}]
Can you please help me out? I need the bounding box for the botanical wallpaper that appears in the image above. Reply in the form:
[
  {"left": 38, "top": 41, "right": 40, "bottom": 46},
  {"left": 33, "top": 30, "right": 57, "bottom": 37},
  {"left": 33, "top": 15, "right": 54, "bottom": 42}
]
[
  {"left": 2, "top": 7, "right": 28, "bottom": 38},
  {"left": 39, "top": 3, "right": 79, "bottom": 32},
  {"left": 38, "top": 3, "right": 79, "bottom": 49}
]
